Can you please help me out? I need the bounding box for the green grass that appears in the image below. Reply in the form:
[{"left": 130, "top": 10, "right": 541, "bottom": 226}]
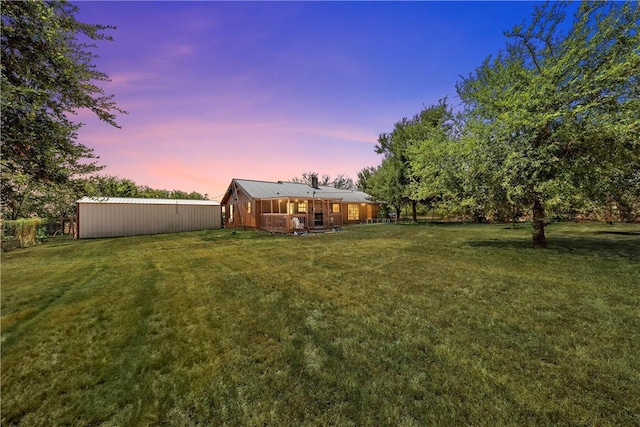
[{"left": 2, "top": 223, "right": 639, "bottom": 426}]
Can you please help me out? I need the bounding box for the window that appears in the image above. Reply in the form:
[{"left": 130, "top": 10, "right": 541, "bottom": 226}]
[
  {"left": 332, "top": 203, "right": 340, "bottom": 213},
  {"left": 348, "top": 204, "right": 359, "bottom": 221},
  {"left": 247, "top": 201, "right": 251, "bottom": 215},
  {"left": 229, "top": 204, "right": 234, "bottom": 222},
  {"left": 298, "top": 202, "right": 307, "bottom": 213}
]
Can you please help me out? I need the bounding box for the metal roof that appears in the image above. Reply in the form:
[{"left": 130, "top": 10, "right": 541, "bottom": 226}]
[
  {"left": 76, "top": 197, "right": 220, "bottom": 205},
  {"left": 230, "top": 179, "right": 374, "bottom": 203}
]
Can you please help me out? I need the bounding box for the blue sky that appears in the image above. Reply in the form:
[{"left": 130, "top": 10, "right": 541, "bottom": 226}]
[{"left": 74, "top": 1, "right": 543, "bottom": 200}]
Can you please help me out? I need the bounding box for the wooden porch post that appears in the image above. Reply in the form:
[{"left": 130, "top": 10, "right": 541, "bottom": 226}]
[{"left": 325, "top": 199, "right": 329, "bottom": 227}]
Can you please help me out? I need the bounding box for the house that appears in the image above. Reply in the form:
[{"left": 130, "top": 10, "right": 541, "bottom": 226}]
[{"left": 220, "top": 177, "right": 380, "bottom": 233}]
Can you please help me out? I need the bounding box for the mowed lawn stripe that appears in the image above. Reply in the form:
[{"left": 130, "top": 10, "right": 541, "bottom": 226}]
[{"left": 1, "top": 223, "right": 639, "bottom": 426}]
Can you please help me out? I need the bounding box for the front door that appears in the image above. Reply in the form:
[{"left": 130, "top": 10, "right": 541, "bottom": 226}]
[{"left": 313, "top": 200, "right": 323, "bottom": 227}]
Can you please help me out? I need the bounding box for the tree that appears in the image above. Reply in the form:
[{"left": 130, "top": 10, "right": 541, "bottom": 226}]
[
  {"left": 457, "top": 1, "right": 640, "bottom": 247},
  {"left": 83, "top": 175, "right": 208, "bottom": 200},
  {"left": 356, "top": 166, "right": 374, "bottom": 192},
  {"left": 450, "top": 119, "right": 520, "bottom": 223},
  {"left": 85, "top": 175, "right": 139, "bottom": 198},
  {"left": 376, "top": 101, "right": 457, "bottom": 222},
  {"left": 290, "top": 172, "right": 330, "bottom": 187},
  {"left": 404, "top": 100, "right": 469, "bottom": 219},
  {"left": 376, "top": 118, "right": 416, "bottom": 221},
  {"left": 1, "top": 0, "right": 125, "bottom": 217},
  {"left": 359, "top": 159, "right": 406, "bottom": 219},
  {"left": 290, "top": 172, "right": 355, "bottom": 189},
  {"left": 331, "top": 173, "right": 355, "bottom": 190}
]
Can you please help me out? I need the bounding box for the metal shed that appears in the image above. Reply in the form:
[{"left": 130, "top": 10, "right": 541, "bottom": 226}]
[{"left": 76, "top": 197, "right": 222, "bottom": 239}]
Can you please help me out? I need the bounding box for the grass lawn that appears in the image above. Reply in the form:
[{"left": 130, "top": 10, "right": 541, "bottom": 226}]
[{"left": 1, "top": 222, "right": 639, "bottom": 426}]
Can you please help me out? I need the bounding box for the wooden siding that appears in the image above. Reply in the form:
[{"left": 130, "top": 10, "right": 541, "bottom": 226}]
[
  {"left": 225, "top": 197, "right": 378, "bottom": 232},
  {"left": 223, "top": 186, "right": 255, "bottom": 229},
  {"left": 341, "top": 202, "right": 380, "bottom": 224},
  {"left": 77, "top": 203, "right": 222, "bottom": 238}
]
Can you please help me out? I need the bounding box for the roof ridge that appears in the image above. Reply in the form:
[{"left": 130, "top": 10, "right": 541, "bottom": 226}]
[
  {"left": 234, "top": 178, "right": 279, "bottom": 184},
  {"left": 235, "top": 178, "right": 311, "bottom": 185}
]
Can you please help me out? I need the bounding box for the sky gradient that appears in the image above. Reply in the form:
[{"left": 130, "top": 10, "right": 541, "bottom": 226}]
[{"left": 74, "top": 1, "right": 542, "bottom": 201}]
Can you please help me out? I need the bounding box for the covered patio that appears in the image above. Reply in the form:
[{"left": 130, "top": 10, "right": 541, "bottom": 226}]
[{"left": 256, "top": 197, "right": 343, "bottom": 233}]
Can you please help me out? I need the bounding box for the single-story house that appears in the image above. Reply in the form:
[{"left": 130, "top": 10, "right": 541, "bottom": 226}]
[
  {"left": 220, "top": 178, "right": 380, "bottom": 233},
  {"left": 76, "top": 197, "right": 222, "bottom": 238}
]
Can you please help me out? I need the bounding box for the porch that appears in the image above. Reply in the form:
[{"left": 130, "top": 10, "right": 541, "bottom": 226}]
[
  {"left": 256, "top": 197, "right": 343, "bottom": 233},
  {"left": 260, "top": 212, "right": 343, "bottom": 233}
]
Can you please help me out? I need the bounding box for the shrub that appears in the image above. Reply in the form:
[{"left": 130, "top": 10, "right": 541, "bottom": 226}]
[{"left": 2, "top": 218, "right": 47, "bottom": 247}]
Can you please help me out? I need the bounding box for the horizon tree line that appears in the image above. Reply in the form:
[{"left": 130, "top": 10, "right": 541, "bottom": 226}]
[{"left": 2, "top": 1, "right": 638, "bottom": 247}]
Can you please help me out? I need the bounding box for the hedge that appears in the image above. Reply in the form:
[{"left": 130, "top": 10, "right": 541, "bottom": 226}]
[{"left": 2, "top": 218, "right": 47, "bottom": 248}]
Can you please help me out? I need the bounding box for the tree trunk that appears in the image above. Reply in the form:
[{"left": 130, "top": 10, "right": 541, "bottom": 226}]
[
  {"left": 605, "top": 195, "right": 613, "bottom": 225},
  {"left": 532, "top": 197, "right": 546, "bottom": 249},
  {"left": 411, "top": 200, "right": 418, "bottom": 223}
]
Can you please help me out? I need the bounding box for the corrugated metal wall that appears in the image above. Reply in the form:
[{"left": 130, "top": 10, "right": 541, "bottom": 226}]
[{"left": 78, "top": 202, "right": 222, "bottom": 238}]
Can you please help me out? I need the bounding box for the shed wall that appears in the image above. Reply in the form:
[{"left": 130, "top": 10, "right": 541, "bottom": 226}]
[{"left": 78, "top": 203, "right": 222, "bottom": 238}]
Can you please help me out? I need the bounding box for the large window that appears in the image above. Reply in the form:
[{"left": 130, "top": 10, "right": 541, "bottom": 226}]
[
  {"left": 348, "top": 204, "right": 359, "bottom": 221},
  {"left": 332, "top": 203, "right": 340, "bottom": 213}
]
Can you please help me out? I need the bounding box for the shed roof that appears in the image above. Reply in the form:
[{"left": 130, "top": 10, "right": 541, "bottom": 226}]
[
  {"left": 77, "top": 197, "right": 220, "bottom": 206},
  {"left": 224, "top": 179, "right": 374, "bottom": 204}
]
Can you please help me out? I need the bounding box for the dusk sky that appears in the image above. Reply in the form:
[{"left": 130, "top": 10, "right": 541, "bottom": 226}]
[{"left": 74, "top": 1, "right": 543, "bottom": 201}]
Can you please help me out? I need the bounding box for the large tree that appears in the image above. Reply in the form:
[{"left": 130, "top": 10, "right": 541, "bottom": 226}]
[
  {"left": 376, "top": 103, "right": 456, "bottom": 222},
  {"left": 358, "top": 159, "right": 406, "bottom": 219},
  {"left": 457, "top": 1, "right": 640, "bottom": 247},
  {"left": 1, "top": 0, "right": 125, "bottom": 218},
  {"left": 404, "top": 100, "right": 467, "bottom": 219}
]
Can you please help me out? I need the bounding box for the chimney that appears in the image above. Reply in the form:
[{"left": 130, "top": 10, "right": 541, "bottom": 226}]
[{"left": 310, "top": 174, "right": 319, "bottom": 189}]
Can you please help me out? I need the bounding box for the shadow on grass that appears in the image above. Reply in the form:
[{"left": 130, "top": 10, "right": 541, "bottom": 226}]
[
  {"left": 594, "top": 230, "right": 640, "bottom": 236},
  {"left": 200, "top": 229, "right": 279, "bottom": 242},
  {"left": 468, "top": 236, "right": 640, "bottom": 261}
]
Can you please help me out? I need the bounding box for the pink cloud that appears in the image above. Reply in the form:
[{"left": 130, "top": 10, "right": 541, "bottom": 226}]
[
  {"left": 78, "top": 114, "right": 381, "bottom": 201},
  {"left": 301, "top": 126, "right": 378, "bottom": 145}
]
